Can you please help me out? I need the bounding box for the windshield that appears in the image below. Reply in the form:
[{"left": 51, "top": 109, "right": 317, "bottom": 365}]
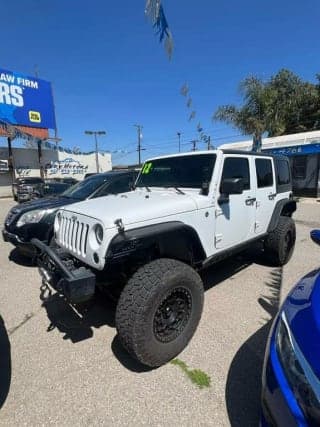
[
  {"left": 44, "top": 183, "right": 70, "bottom": 195},
  {"left": 61, "top": 175, "right": 109, "bottom": 199},
  {"left": 136, "top": 154, "right": 216, "bottom": 189}
]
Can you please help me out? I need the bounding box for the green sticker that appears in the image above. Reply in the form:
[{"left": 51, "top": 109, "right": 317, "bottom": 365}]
[{"left": 142, "top": 162, "right": 153, "bottom": 174}]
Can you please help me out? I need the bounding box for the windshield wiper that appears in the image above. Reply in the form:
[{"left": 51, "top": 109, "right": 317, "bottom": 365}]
[{"left": 163, "top": 186, "right": 185, "bottom": 195}]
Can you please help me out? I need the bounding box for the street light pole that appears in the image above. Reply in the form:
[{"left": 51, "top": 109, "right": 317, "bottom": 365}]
[{"left": 84, "top": 130, "right": 106, "bottom": 172}]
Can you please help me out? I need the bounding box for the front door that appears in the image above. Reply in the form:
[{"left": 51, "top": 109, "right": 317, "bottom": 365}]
[{"left": 215, "top": 156, "right": 256, "bottom": 249}]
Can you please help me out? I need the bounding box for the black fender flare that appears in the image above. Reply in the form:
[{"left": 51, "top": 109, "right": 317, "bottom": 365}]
[
  {"left": 267, "top": 199, "right": 296, "bottom": 233},
  {"left": 106, "top": 221, "right": 207, "bottom": 265}
]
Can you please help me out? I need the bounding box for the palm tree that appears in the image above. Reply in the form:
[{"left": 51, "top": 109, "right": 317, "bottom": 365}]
[
  {"left": 145, "top": 0, "right": 173, "bottom": 59},
  {"left": 213, "top": 76, "right": 275, "bottom": 151},
  {"left": 213, "top": 69, "right": 320, "bottom": 150}
]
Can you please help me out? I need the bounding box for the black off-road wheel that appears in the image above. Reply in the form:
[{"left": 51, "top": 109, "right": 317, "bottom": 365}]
[
  {"left": 115, "top": 258, "right": 204, "bottom": 368},
  {"left": 264, "top": 216, "right": 296, "bottom": 266}
]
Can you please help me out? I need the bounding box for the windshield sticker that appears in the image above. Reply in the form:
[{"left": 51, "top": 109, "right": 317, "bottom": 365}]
[{"left": 141, "top": 162, "right": 153, "bottom": 174}]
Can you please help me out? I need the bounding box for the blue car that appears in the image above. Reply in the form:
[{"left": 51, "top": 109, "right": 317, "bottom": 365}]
[{"left": 261, "top": 230, "right": 320, "bottom": 426}]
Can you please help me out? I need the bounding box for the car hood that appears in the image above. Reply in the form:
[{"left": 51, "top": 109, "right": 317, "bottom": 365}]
[
  {"left": 284, "top": 268, "right": 320, "bottom": 378},
  {"left": 11, "top": 196, "right": 77, "bottom": 216},
  {"left": 62, "top": 189, "right": 200, "bottom": 229}
]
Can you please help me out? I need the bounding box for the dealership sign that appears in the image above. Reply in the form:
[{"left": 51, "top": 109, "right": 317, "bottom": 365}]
[
  {"left": 263, "top": 142, "right": 320, "bottom": 156},
  {"left": 0, "top": 68, "right": 56, "bottom": 129}
]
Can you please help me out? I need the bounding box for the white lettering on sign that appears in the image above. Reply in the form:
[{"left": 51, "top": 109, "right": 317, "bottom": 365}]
[
  {"left": 0, "top": 73, "right": 15, "bottom": 84},
  {"left": 0, "top": 83, "right": 24, "bottom": 107},
  {"left": 17, "top": 77, "right": 38, "bottom": 89},
  {"left": 0, "top": 74, "right": 39, "bottom": 89}
]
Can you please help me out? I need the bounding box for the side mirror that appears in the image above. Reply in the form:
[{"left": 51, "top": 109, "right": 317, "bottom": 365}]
[
  {"left": 220, "top": 178, "right": 244, "bottom": 195},
  {"left": 310, "top": 230, "right": 320, "bottom": 246},
  {"left": 201, "top": 181, "right": 209, "bottom": 196},
  {"left": 218, "top": 178, "right": 244, "bottom": 205}
]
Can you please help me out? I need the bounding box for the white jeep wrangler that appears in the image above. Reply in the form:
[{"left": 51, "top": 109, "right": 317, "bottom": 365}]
[{"left": 33, "top": 150, "right": 296, "bottom": 367}]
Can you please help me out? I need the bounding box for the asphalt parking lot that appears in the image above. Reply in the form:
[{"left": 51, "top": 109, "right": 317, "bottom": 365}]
[{"left": 0, "top": 198, "right": 319, "bottom": 426}]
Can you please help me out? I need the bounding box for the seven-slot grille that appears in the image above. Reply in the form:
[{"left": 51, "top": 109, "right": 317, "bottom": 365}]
[{"left": 58, "top": 213, "right": 89, "bottom": 256}]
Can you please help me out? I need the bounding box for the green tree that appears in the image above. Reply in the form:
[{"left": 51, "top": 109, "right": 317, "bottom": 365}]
[
  {"left": 213, "top": 76, "right": 274, "bottom": 150},
  {"left": 267, "top": 69, "right": 320, "bottom": 135},
  {"left": 213, "top": 69, "right": 320, "bottom": 150}
]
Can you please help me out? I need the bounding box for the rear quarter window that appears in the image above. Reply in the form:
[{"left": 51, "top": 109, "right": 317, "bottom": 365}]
[{"left": 255, "top": 158, "right": 274, "bottom": 188}]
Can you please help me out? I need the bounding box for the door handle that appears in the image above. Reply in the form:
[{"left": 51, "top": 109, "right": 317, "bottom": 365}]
[
  {"left": 245, "top": 197, "right": 256, "bottom": 206},
  {"left": 268, "top": 193, "right": 276, "bottom": 200}
]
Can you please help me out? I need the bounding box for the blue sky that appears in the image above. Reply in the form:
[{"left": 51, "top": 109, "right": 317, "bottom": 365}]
[{"left": 1, "top": 0, "right": 320, "bottom": 165}]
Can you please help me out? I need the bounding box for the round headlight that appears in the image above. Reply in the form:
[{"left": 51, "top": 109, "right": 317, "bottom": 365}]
[{"left": 95, "top": 224, "right": 104, "bottom": 244}]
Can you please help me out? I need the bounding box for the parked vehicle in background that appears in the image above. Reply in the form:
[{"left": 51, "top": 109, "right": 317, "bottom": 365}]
[
  {"left": 84, "top": 173, "right": 97, "bottom": 179},
  {"left": 33, "top": 150, "right": 296, "bottom": 367},
  {"left": 12, "top": 177, "right": 45, "bottom": 203},
  {"left": 43, "top": 181, "right": 72, "bottom": 197},
  {"left": 3, "top": 170, "right": 137, "bottom": 257},
  {"left": 49, "top": 177, "right": 79, "bottom": 185},
  {"left": 261, "top": 230, "right": 320, "bottom": 427}
]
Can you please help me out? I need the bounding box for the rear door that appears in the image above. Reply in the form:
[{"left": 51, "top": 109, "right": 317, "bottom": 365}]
[{"left": 254, "top": 157, "right": 276, "bottom": 234}]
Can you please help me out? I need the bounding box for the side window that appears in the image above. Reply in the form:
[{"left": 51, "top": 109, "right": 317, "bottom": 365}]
[
  {"left": 276, "top": 159, "right": 291, "bottom": 185},
  {"left": 292, "top": 156, "right": 307, "bottom": 180},
  {"left": 255, "top": 158, "right": 273, "bottom": 188},
  {"left": 221, "top": 157, "right": 250, "bottom": 190}
]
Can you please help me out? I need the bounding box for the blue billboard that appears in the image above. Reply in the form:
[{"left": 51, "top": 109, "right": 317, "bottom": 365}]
[{"left": 0, "top": 68, "right": 56, "bottom": 129}]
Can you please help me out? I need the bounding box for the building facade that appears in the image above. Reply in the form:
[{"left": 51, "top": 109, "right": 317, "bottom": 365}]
[
  {"left": 220, "top": 130, "right": 320, "bottom": 197},
  {"left": 0, "top": 144, "right": 112, "bottom": 197}
]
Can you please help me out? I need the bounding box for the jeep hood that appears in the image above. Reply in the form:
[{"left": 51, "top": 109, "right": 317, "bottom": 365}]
[{"left": 62, "top": 190, "right": 199, "bottom": 229}]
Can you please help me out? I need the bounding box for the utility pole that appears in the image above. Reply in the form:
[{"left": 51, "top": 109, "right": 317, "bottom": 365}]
[
  {"left": 207, "top": 136, "right": 211, "bottom": 150},
  {"left": 34, "top": 65, "right": 39, "bottom": 78},
  {"left": 134, "top": 124, "right": 144, "bottom": 166},
  {"left": 84, "top": 130, "right": 106, "bottom": 172},
  {"left": 191, "top": 139, "right": 197, "bottom": 151},
  {"left": 177, "top": 132, "right": 181, "bottom": 153},
  {"left": 7, "top": 135, "right": 15, "bottom": 181}
]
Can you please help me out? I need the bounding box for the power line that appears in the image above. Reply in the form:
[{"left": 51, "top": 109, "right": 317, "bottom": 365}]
[{"left": 109, "top": 130, "right": 246, "bottom": 157}]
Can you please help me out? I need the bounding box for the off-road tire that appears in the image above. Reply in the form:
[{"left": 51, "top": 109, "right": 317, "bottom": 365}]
[
  {"left": 115, "top": 258, "right": 204, "bottom": 367},
  {"left": 264, "top": 216, "right": 296, "bottom": 266}
]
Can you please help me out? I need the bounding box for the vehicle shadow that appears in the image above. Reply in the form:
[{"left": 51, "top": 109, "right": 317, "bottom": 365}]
[
  {"left": 225, "top": 267, "right": 282, "bottom": 426},
  {"left": 40, "top": 285, "right": 116, "bottom": 343},
  {"left": 40, "top": 283, "right": 153, "bottom": 372},
  {"left": 0, "top": 315, "right": 11, "bottom": 410},
  {"left": 111, "top": 336, "right": 154, "bottom": 373},
  {"left": 39, "top": 250, "right": 273, "bottom": 373},
  {"left": 201, "top": 254, "right": 253, "bottom": 291},
  {"left": 8, "top": 248, "right": 35, "bottom": 267}
]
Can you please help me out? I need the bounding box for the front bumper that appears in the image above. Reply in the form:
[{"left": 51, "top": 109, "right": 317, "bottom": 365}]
[
  {"left": 32, "top": 238, "right": 96, "bottom": 304},
  {"left": 2, "top": 229, "right": 37, "bottom": 256},
  {"left": 261, "top": 317, "right": 307, "bottom": 427}
]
